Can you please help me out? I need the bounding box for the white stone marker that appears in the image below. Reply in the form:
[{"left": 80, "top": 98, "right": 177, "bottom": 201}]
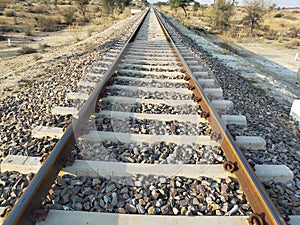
[{"left": 290, "top": 99, "right": 300, "bottom": 125}]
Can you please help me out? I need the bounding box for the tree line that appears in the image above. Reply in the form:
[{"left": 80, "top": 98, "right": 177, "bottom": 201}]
[
  {"left": 167, "top": 0, "right": 268, "bottom": 34},
  {"left": 73, "top": 0, "right": 134, "bottom": 19}
]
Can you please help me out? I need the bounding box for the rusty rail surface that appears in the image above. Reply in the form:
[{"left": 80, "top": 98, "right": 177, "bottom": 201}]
[
  {"left": 3, "top": 7, "right": 286, "bottom": 225},
  {"left": 154, "top": 9, "right": 286, "bottom": 225}
]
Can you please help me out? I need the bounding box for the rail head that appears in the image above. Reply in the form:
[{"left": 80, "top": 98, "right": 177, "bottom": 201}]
[{"left": 153, "top": 7, "right": 287, "bottom": 225}]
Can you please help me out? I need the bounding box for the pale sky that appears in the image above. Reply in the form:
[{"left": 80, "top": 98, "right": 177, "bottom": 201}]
[{"left": 148, "top": 0, "right": 300, "bottom": 8}]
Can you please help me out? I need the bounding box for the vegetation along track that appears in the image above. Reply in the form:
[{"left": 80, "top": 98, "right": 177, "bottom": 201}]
[{"left": 0, "top": 7, "right": 298, "bottom": 225}]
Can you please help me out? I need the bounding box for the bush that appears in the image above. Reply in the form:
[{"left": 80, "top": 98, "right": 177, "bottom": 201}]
[
  {"left": 61, "top": 7, "right": 76, "bottom": 24},
  {"left": 86, "top": 26, "right": 95, "bottom": 37},
  {"left": 35, "top": 16, "right": 60, "bottom": 32},
  {"left": 24, "top": 26, "right": 33, "bottom": 36},
  {"left": 18, "top": 46, "right": 37, "bottom": 54},
  {"left": 274, "top": 13, "right": 284, "bottom": 18},
  {"left": 28, "top": 4, "right": 48, "bottom": 14},
  {"left": 285, "top": 39, "right": 300, "bottom": 49},
  {"left": 33, "top": 54, "right": 42, "bottom": 61},
  {"left": 38, "top": 43, "right": 50, "bottom": 49},
  {"left": 69, "top": 23, "right": 82, "bottom": 41},
  {"left": 93, "top": 6, "right": 101, "bottom": 13},
  {"left": 287, "top": 26, "right": 300, "bottom": 38},
  {"left": 292, "top": 39, "right": 300, "bottom": 47},
  {"left": 277, "top": 36, "right": 286, "bottom": 43},
  {"left": 4, "top": 9, "right": 16, "bottom": 17}
]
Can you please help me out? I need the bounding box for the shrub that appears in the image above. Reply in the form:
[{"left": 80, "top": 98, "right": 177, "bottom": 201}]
[
  {"left": 93, "top": 6, "right": 101, "bottom": 13},
  {"left": 35, "top": 16, "right": 60, "bottom": 32},
  {"left": 4, "top": 9, "right": 16, "bottom": 17},
  {"left": 292, "top": 39, "right": 300, "bottom": 47},
  {"left": 18, "top": 46, "right": 37, "bottom": 54},
  {"left": 28, "top": 4, "right": 48, "bottom": 14},
  {"left": 38, "top": 43, "right": 50, "bottom": 49},
  {"left": 285, "top": 39, "right": 299, "bottom": 49},
  {"left": 86, "top": 27, "right": 94, "bottom": 37},
  {"left": 277, "top": 36, "right": 284, "bottom": 43},
  {"left": 24, "top": 26, "right": 33, "bottom": 36},
  {"left": 287, "top": 26, "right": 300, "bottom": 38},
  {"left": 61, "top": 7, "right": 76, "bottom": 24},
  {"left": 274, "top": 13, "right": 284, "bottom": 18},
  {"left": 69, "top": 23, "right": 82, "bottom": 41},
  {"left": 33, "top": 54, "right": 42, "bottom": 61}
]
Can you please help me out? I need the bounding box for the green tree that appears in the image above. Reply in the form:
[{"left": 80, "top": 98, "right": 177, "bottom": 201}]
[
  {"left": 62, "top": 7, "right": 76, "bottom": 24},
  {"left": 101, "top": 0, "right": 112, "bottom": 15},
  {"left": 101, "top": 0, "right": 132, "bottom": 15},
  {"left": 155, "top": 1, "right": 168, "bottom": 7},
  {"left": 74, "top": 0, "right": 89, "bottom": 21},
  {"left": 242, "top": 0, "right": 266, "bottom": 34},
  {"left": 211, "top": 0, "right": 236, "bottom": 30},
  {"left": 168, "top": 0, "right": 193, "bottom": 17},
  {"left": 118, "top": 0, "right": 132, "bottom": 12},
  {"left": 140, "top": 0, "right": 149, "bottom": 6},
  {"left": 193, "top": 1, "right": 200, "bottom": 12}
]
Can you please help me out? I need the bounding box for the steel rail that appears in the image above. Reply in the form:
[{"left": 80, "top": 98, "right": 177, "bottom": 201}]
[
  {"left": 2, "top": 8, "right": 150, "bottom": 225},
  {"left": 2, "top": 6, "right": 286, "bottom": 225},
  {"left": 154, "top": 8, "right": 286, "bottom": 225}
]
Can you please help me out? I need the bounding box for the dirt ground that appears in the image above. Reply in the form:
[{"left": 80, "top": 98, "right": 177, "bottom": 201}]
[
  {"left": 194, "top": 31, "right": 300, "bottom": 106},
  {"left": 0, "top": 24, "right": 93, "bottom": 74},
  {"left": 0, "top": 25, "right": 95, "bottom": 97},
  {"left": 230, "top": 38, "right": 300, "bottom": 103},
  {"left": 240, "top": 41, "right": 299, "bottom": 74},
  {"left": 0, "top": 13, "right": 137, "bottom": 98}
]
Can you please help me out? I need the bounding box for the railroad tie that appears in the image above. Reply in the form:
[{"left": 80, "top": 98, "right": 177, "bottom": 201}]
[
  {"left": 221, "top": 115, "right": 247, "bottom": 126},
  {"left": 0, "top": 155, "right": 294, "bottom": 184},
  {"left": 203, "top": 87, "right": 223, "bottom": 98},
  {"left": 197, "top": 78, "right": 216, "bottom": 87},
  {"left": 235, "top": 136, "right": 266, "bottom": 151},
  {"left": 66, "top": 92, "right": 89, "bottom": 100},
  {"left": 31, "top": 126, "right": 63, "bottom": 139},
  {"left": 51, "top": 106, "right": 79, "bottom": 117},
  {"left": 211, "top": 100, "right": 233, "bottom": 110},
  {"left": 77, "top": 80, "right": 97, "bottom": 87}
]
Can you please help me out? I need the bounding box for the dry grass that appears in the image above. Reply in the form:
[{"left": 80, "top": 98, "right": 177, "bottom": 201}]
[
  {"left": 158, "top": 5, "right": 300, "bottom": 49},
  {"left": 0, "top": 1, "right": 142, "bottom": 54}
]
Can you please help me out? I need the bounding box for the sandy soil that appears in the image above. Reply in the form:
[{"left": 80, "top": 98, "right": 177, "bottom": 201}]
[
  {"left": 240, "top": 42, "right": 300, "bottom": 73},
  {"left": 233, "top": 41, "right": 300, "bottom": 103},
  {"left": 191, "top": 30, "right": 300, "bottom": 105}
]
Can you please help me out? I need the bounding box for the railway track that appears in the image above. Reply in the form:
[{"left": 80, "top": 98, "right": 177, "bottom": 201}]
[{"left": 0, "top": 7, "right": 298, "bottom": 225}]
